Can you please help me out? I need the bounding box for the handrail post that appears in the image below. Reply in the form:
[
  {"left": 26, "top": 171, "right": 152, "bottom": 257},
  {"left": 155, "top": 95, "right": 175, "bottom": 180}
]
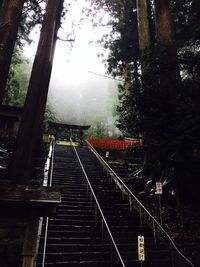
[
  {"left": 139, "top": 205, "right": 142, "bottom": 225},
  {"left": 122, "top": 188, "right": 125, "bottom": 200},
  {"left": 95, "top": 203, "right": 98, "bottom": 226},
  {"left": 90, "top": 191, "right": 93, "bottom": 210},
  {"left": 106, "top": 169, "right": 109, "bottom": 178},
  {"left": 40, "top": 139, "right": 55, "bottom": 267},
  {"left": 101, "top": 218, "right": 104, "bottom": 241},
  {"left": 111, "top": 172, "right": 113, "bottom": 184},
  {"left": 129, "top": 193, "right": 132, "bottom": 213},
  {"left": 171, "top": 244, "right": 175, "bottom": 267},
  {"left": 42, "top": 218, "right": 49, "bottom": 267},
  {"left": 152, "top": 220, "right": 157, "bottom": 244},
  {"left": 110, "top": 243, "right": 113, "bottom": 266},
  {"left": 115, "top": 180, "right": 118, "bottom": 191}
]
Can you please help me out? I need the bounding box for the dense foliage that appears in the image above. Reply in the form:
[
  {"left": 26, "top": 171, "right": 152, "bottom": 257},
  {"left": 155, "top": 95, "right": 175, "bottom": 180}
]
[
  {"left": 3, "top": 51, "right": 31, "bottom": 106},
  {"left": 90, "top": 0, "right": 200, "bottom": 202},
  {"left": 17, "top": 0, "right": 46, "bottom": 48},
  {"left": 2, "top": 0, "right": 46, "bottom": 106},
  {"left": 2, "top": 0, "right": 200, "bottom": 199}
]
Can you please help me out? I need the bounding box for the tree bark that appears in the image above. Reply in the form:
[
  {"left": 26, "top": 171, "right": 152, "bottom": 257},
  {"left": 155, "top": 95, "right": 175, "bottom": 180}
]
[
  {"left": 136, "top": 0, "right": 154, "bottom": 87},
  {"left": 0, "top": 0, "right": 25, "bottom": 104},
  {"left": 136, "top": 0, "right": 151, "bottom": 51},
  {"left": 136, "top": 0, "right": 157, "bottom": 174},
  {"left": 154, "top": 0, "right": 182, "bottom": 95},
  {"left": 7, "top": 0, "right": 64, "bottom": 183},
  {"left": 154, "top": 0, "right": 173, "bottom": 45}
]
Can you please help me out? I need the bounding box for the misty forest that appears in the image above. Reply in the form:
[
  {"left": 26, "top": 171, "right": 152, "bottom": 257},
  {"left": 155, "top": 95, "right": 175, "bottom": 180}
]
[{"left": 0, "top": 0, "right": 200, "bottom": 267}]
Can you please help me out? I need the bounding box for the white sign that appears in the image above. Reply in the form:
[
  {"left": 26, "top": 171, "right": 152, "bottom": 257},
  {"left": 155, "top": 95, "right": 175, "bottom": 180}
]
[
  {"left": 105, "top": 151, "right": 109, "bottom": 158},
  {"left": 138, "top": 236, "right": 145, "bottom": 261},
  {"left": 155, "top": 182, "right": 163, "bottom": 194}
]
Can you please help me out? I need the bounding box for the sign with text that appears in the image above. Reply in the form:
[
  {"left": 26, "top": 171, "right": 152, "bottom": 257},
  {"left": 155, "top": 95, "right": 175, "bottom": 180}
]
[
  {"left": 138, "top": 236, "right": 145, "bottom": 261},
  {"left": 155, "top": 182, "right": 163, "bottom": 194}
]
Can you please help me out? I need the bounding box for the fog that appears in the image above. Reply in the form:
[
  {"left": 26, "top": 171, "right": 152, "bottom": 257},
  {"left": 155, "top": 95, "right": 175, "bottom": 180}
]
[
  {"left": 48, "top": 70, "right": 118, "bottom": 125},
  {"left": 46, "top": 1, "right": 121, "bottom": 136},
  {"left": 48, "top": 49, "right": 120, "bottom": 135},
  {"left": 25, "top": 0, "right": 121, "bottom": 136}
]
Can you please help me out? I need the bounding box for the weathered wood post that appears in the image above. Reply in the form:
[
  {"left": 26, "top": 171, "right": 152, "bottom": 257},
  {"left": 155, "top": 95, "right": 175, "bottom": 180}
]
[{"left": 22, "top": 218, "right": 40, "bottom": 267}]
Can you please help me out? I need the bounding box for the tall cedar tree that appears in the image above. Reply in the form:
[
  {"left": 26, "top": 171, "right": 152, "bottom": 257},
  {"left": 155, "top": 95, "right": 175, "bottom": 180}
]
[
  {"left": 90, "top": 0, "right": 141, "bottom": 136},
  {"left": 91, "top": 0, "right": 200, "bottom": 203},
  {"left": 2, "top": 1, "right": 45, "bottom": 106},
  {"left": 154, "top": 0, "right": 182, "bottom": 97},
  {"left": 136, "top": 0, "right": 159, "bottom": 176},
  {"left": 7, "top": 0, "right": 64, "bottom": 183},
  {"left": 0, "top": 0, "right": 25, "bottom": 104}
]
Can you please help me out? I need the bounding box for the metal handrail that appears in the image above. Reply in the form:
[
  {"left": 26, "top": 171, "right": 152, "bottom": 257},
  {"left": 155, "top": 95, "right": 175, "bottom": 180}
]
[
  {"left": 87, "top": 141, "right": 195, "bottom": 267},
  {"left": 41, "top": 138, "right": 55, "bottom": 267},
  {"left": 71, "top": 139, "right": 125, "bottom": 267}
]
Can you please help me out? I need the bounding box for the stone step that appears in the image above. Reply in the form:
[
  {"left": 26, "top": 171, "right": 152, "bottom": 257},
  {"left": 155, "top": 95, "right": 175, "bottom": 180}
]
[
  {"left": 36, "top": 145, "right": 173, "bottom": 267},
  {"left": 37, "top": 259, "right": 172, "bottom": 267}
]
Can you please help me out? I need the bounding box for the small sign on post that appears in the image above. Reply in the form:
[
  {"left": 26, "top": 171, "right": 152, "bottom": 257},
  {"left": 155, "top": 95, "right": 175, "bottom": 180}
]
[
  {"left": 155, "top": 182, "right": 163, "bottom": 194},
  {"left": 155, "top": 182, "right": 163, "bottom": 225},
  {"left": 138, "top": 236, "right": 145, "bottom": 263}
]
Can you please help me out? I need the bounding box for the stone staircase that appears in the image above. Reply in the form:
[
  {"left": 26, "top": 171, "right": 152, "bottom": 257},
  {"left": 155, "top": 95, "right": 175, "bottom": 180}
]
[{"left": 36, "top": 144, "right": 175, "bottom": 266}]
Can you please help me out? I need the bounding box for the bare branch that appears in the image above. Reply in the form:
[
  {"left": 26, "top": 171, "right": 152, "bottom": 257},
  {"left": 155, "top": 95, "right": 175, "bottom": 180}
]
[{"left": 57, "top": 37, "right": 75, "bottom": 42}]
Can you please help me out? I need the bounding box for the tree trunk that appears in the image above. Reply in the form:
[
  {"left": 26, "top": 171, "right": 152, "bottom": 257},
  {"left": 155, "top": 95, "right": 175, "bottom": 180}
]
[
  {"left": 136, "top": 0, "right": 151, "bottom": 51},
  {"left": 7, "top": 0, "right": 64, "bottom": 183},
  {"left": 0, "top": 0, "right": 25, "bottom": 104},
  {"left": 154, "top": 0, "right": 173, "bottom": 45},
  {"left": 154, "top": 0, "right": 182, "bottom": 96},
  {"left": 136, "top": 0, "right": 154, "bottom": 87},
  {"left": 154, "top": 0, "right": 183, "bottom": 206},
  {"left": 136, "top": 0, "right": 157, "bottom": 174}
]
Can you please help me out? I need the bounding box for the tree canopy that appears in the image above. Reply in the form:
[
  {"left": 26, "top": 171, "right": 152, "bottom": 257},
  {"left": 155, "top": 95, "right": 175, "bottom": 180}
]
[
  {"left": 89, "top": 0, "right": 200, "bottom": 202},
  {"left": 1, "top": 0, "right": 200, "bottom": 199}
]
